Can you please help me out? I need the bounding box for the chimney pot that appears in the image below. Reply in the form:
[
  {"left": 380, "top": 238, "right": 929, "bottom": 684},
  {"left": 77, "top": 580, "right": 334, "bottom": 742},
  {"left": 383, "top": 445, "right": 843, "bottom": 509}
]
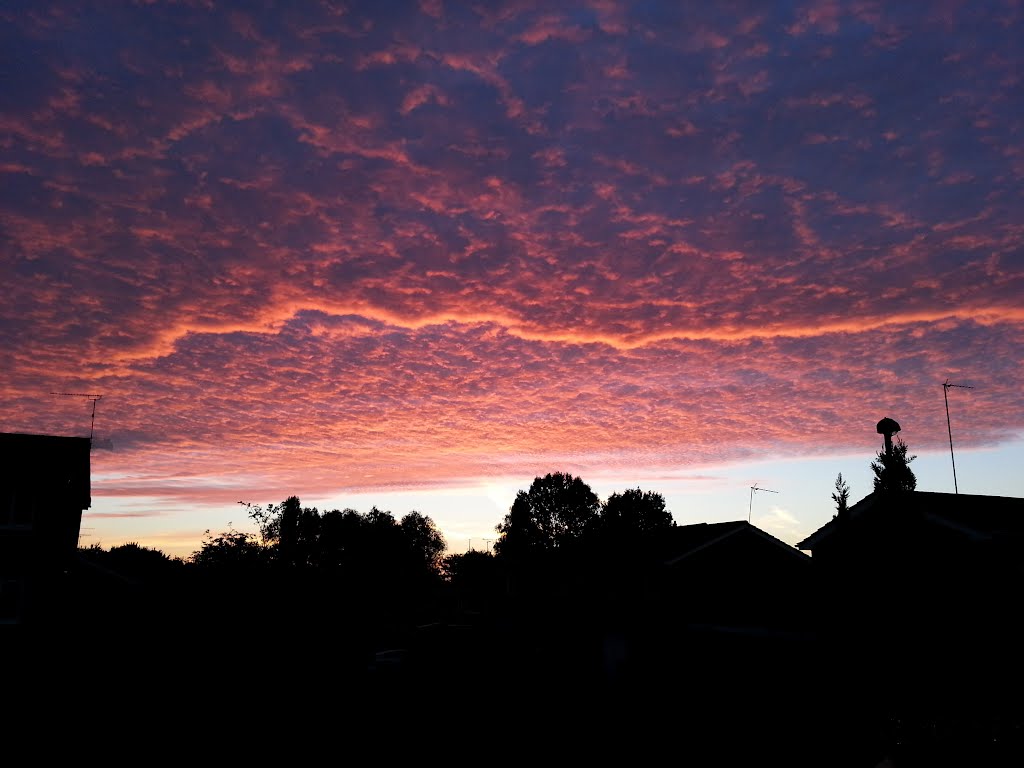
[{"left": 876, "top": 417, "right": 901, "bottom": 457}]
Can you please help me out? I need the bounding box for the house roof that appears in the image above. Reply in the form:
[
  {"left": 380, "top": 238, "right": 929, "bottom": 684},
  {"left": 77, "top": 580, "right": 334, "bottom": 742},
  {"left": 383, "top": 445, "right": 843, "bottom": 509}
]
[
  {"left": 662, "top": 520, "right": 810, "bottom": 567},
  {"left": 796, "top": 490, "right": 1024, "bottom": 551}
]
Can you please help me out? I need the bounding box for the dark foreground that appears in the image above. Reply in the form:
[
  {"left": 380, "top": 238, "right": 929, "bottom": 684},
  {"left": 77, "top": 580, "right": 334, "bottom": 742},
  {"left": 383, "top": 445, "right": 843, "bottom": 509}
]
[{"left": 8, "top": 617, "right": 1022, "bottom": 767}]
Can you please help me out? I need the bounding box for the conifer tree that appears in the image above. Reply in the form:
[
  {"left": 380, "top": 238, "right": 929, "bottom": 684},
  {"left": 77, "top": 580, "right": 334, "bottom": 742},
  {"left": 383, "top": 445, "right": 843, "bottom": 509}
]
[
  {"left": 832, "top": 473, "right": 851, "bottom": 516},
  {"left": 871, "top": 436, "right": 917, "bottom": 493}
]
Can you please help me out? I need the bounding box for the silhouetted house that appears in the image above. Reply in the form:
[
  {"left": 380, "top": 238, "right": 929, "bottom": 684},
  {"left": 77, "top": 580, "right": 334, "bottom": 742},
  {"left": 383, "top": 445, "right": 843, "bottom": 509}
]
[
  {"left": 796, "top": 490, "right": 1024, "bottom": 708},
  {"left": 657, "top": 521, "right": 812, "bottom": 628},
  {"left": 0, "top": 432, "right": 91, "bottom": 624},
  {"left": 606, "top": 521, "right": 814, "bottom": 691}
]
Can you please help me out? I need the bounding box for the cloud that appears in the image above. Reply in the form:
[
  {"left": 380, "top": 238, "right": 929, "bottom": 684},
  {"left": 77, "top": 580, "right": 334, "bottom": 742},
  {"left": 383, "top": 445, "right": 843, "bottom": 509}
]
[{"left": 1, "top": 0, "right": 1021, "bottom": 521}]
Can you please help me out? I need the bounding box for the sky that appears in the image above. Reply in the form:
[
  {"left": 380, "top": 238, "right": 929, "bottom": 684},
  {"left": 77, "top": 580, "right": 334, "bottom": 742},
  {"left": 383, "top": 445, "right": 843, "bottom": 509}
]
[{"left": 2, "top": 1, "right": 1022, "bottom": 560}]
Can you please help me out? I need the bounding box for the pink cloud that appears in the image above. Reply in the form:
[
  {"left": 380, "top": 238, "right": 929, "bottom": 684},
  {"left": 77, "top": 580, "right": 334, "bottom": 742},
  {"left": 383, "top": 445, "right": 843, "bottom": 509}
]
[{"left": 2, "top": 0, "right": 1022, "bottom": 554}]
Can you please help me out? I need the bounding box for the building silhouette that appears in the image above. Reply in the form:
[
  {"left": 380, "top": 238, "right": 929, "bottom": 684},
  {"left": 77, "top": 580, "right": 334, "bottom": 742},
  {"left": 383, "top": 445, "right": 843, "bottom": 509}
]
[{"left": 0, "top": 432, "right": 91, "bottom": 624}]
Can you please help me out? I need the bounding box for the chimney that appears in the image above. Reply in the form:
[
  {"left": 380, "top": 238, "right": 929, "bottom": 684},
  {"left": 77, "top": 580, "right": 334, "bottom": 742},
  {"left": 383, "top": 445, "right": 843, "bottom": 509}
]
[{"left": 876, "top": 417, "right": 901, "bottom": 458}]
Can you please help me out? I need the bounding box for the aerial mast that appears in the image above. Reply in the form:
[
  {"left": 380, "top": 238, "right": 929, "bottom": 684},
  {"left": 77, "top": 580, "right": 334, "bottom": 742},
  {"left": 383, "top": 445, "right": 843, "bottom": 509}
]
[
  {"left": 942, "top": 379, "right": 974, "bottom": 494},
  {"left": 50, "top": 392, "right": 103, "bottom": 440},
  {"left": 748, "top": 483, "right": 779, "bottom": 522}
]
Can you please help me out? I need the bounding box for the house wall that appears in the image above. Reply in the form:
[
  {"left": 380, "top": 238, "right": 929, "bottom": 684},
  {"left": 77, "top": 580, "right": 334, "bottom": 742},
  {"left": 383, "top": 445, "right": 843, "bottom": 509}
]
[
  {"left": 0, "top": 433, "right": 91, "bottom": 623},
  {"left": 809, "top": 504, "right": 1024, "bottom": 710}
]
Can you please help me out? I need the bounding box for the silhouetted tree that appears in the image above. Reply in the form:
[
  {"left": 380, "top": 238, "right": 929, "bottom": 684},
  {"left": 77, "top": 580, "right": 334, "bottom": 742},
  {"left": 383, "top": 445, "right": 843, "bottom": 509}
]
[
  {"left": 189, "top": 527, "right": 266, "bottom": 570},
  {"left": 279, "top": 496, "right": 322, "bottom": 568},
  {"left": 493, "top": 472, "right": 600, "bottom": 558},
  {"left": 441, "top": 550, "right": 505, "bottom": 611},
  {"left": 599, "top": 488, "right": 674, "bottom": 539},
  {"left": 241, "top": 500, "right": 276, "bottom": 545},
  {"left": 442, "top": 549, "right": 497, "bottom": 582},
  {"left": 242, "top": 497, "right": 321, "bottom": 567},
  {"left": 832, "top": 473, "right": 851, "bottom": 516},
  {"left": 317, "top": 507, "right": 364, "bottom": 570},
  {"left": 80, "top": 542, "right": 184, "bottom": 576},
  {"left": 582, "top": 488, "right": 675, "bottom": 597},
  {"left": 360, "top": 506, "right": 403, "bottom": 576},
  {"left": 241, "top": 498, "right": 446, "bottom": 580},
  {"left": 71, "top": 542, "right": 188, "bottom": 630},
  {"left": 400, "top": 511, "right": 446, "bottom": 574},
  {"left": 871, "top": 436, "right": 917, "bottom": 493}
]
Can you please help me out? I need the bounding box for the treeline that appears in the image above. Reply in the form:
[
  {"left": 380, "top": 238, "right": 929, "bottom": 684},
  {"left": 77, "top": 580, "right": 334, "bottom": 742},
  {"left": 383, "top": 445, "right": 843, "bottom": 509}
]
[
  {"left": 70, "top": 473, "right": 674, "bottom": 646},
  {"left": 80, "top": 472, "right": 674, "bottom": 580},
  {"left": 194, "top": 497, "right": 446, "bottom": 580}
]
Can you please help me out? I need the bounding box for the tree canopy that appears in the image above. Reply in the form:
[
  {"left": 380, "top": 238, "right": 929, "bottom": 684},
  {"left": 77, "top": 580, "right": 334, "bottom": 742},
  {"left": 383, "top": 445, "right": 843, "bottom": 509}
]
[
  {"left": 493, "top": 472, "right": 601, "bottom": 557},
  {"left": 871, "top": 437, "right": 917, "bottom": 493},
  {"left": 599, "top": 488, "right": 674, "bottom": 539},
  {"left": 231, "top": 497, "right": 447, "bottom": 579},
  {"left": 189, "top": 527, "right": 266, "bottom": 571},
  {"left": 493, "top": 474, "right": 676, "bottom": 563}
]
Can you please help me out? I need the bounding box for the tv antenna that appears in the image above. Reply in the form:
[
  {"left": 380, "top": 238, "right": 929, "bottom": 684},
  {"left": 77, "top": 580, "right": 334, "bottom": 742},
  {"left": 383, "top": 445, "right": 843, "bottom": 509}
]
[
  {"left": 748, "top": 483, "right": 779, "bottom": 522},
  {"left": 50, "top": 392, "right": 103, "bottom": 440},
  {"left": 942, "top": 379, "right": 974, "bottom": 494}
]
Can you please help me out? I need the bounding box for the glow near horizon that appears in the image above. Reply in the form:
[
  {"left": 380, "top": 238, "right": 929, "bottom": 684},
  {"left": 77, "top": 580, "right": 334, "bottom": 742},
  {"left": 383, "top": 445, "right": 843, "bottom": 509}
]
[{"left": 83, "top": 435, "right": 1024, "bottom": 559}]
